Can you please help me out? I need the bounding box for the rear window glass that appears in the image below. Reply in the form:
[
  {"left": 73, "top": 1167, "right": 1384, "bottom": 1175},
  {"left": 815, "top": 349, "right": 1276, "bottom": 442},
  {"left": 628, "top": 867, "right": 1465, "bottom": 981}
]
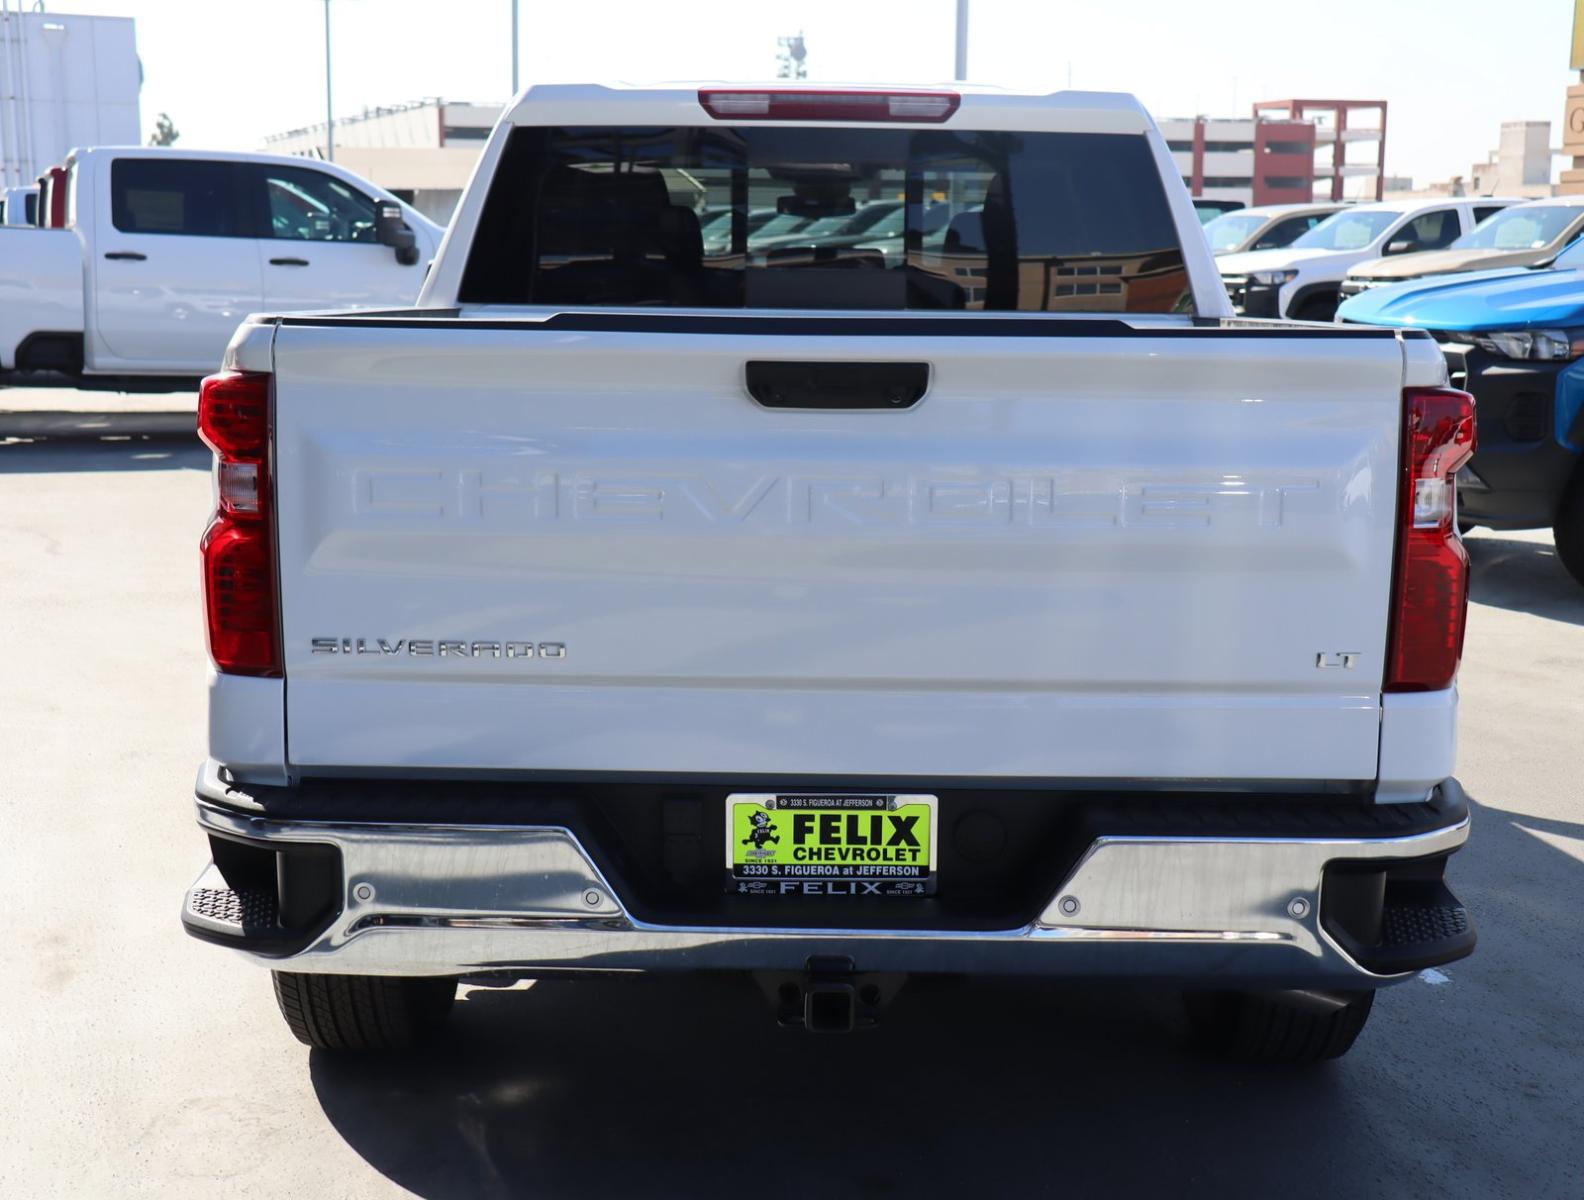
[
  {"left": 110, "top": 159, "right": 240, "bottom": 237},
  {"left": 460, "top": 126, "right": 1192, "bottom": 313}
]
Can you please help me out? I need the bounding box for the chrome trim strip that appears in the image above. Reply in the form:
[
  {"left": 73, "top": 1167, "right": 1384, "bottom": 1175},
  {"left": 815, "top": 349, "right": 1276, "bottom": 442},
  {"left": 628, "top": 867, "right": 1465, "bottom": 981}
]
[{"left": 189, "top": 798, "right": 1469, "bottom": 984}]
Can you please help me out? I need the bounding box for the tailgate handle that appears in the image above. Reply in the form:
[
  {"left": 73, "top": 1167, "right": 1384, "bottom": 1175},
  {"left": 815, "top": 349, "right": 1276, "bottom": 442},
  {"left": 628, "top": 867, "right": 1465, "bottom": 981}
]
[{"left": 745, "top": 361, "right": 929, "bottom": 410}]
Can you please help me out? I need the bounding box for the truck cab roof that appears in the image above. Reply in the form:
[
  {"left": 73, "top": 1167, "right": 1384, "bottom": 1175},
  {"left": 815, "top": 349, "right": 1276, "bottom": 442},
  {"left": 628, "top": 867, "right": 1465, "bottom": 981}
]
[{"left": 502, "top": 82, "right": 1159, "bottom": 135}]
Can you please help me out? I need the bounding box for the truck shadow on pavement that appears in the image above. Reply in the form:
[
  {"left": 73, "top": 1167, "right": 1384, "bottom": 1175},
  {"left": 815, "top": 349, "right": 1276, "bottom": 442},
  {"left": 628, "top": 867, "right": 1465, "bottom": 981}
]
[
  {"left": 0, "top": 430, "right": 205, "bottom": 474},
  {"left": 1465, "top": 533, "right": 1584, "bottom": 627},
  {"left": 306, "top": 798, "right": 1584, "bottom": 1200}
]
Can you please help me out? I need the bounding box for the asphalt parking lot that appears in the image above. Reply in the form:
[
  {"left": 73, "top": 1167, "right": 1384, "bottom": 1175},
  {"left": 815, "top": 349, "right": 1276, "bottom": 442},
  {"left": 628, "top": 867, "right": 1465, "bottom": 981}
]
[{"left": 2, "top": 401, "right": 1582, "bottom": 1199}]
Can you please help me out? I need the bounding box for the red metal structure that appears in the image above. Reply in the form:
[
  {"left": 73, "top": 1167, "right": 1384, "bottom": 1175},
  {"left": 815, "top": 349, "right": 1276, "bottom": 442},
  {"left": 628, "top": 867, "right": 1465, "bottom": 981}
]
[
  {"left": 1251, "top": 120, "right": 1317, "bottom": 204},
  {"left": 1175, "top": 117, "right": 1316, "bottom": 205},
  {"left": 1253, "top": 99, "right": 1388, "bottom": 202},
  {"left": 1189, "top": 118, "right": 1206, "bottom": 196}
]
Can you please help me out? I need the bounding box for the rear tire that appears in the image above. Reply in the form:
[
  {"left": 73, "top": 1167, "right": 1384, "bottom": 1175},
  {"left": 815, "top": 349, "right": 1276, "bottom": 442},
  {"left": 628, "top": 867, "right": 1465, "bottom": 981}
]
[
  {"left": 1553, "top": 470, "right": 1584, "bottom": 588},
  {"left": 271, "top": 971, "right": 456, "bottom": 1052},
  {"left": 1183, "top": 989, "right": 1374, "bottom": 1063}
]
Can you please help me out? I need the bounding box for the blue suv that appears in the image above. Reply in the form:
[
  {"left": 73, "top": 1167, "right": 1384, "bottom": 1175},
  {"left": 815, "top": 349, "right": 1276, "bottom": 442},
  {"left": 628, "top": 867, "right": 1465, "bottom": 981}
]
[{"left": 1337, "top": 239, "right": 1584, "bottom": 587}]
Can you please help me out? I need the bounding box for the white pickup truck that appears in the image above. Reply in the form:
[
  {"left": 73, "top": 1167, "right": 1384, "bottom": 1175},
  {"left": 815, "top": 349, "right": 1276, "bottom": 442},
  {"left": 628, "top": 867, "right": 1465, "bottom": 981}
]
[
  {"left": 1217, "top": 197, "right": 1515, "bottom": 322},
  {"left": 0, "top": 148, "right": 442, "bottom": 389},
  {"left": 181, "top": 83, "right": 1478, "bottom": 1064},
  {"left": 0, "top": 184, "right": 37, "bottom": 226}
]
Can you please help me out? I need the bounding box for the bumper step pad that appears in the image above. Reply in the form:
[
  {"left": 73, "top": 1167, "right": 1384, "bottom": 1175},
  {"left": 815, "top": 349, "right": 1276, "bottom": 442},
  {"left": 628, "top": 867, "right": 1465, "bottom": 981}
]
[
  {"left": 1381, "top": 899, "right": 1472, "bottom": 948},
  {"left": 1338, "top": 880, "right": 1477, "bottom": 975},
  {"left": 188, "top": 885, "right": 279, "bottom": 932},
  {"left": 181, "top": 863, "right": 311, "bottom": 954}
]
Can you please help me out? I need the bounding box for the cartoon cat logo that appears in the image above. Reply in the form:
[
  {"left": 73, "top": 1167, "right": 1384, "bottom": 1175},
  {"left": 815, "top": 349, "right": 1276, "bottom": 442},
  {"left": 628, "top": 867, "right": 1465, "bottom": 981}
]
[{"left": 742, "top": 810, "right": 780, "bottom": 850}]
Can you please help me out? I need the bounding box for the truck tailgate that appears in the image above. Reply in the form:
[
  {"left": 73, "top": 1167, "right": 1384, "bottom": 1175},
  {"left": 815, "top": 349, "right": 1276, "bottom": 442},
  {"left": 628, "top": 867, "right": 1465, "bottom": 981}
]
[
  {"left": 0, "top": 228, "right": 83, "bottom": 370},
  {"left": 272, "top": 317, "right": 1405, "bottom": 782}
]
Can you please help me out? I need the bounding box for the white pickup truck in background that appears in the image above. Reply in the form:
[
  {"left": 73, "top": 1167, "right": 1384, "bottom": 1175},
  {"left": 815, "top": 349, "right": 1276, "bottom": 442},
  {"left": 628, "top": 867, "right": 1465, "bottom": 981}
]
[
  {"left": 0, "top": 148, "right": 442, "bottom": 389},
  {"left": 0, "top": 184, "right": 38, "bottom": 226},
  {"left": 182, "top": 83, "right": 1478, "bottom": 1064},
  {"left": 1217, "top": 196, "right": 1516, "bottom": 321}
]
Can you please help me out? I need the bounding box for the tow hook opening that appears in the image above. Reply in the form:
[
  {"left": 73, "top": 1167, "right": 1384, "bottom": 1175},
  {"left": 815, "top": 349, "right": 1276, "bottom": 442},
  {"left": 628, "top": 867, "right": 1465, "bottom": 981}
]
[
  {"left": 755, "top": 957, "right": 906, "bottom": 1033},
  {"left": 806, "top": 981, "right": 857, "bottom": 1034}
]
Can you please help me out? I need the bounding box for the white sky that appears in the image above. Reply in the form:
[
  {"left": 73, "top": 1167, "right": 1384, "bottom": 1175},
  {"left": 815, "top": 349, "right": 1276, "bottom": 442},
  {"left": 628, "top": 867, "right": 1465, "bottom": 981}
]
[{"left": 46, "top": 0, "right": 1583, "bottom": 186}]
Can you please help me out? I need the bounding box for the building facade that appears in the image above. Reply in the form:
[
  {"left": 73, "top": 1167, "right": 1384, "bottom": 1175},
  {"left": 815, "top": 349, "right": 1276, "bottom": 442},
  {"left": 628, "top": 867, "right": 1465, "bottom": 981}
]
[
  {"left": 1470, "top": 122, "right": 1556, "bottom": 198},
  {"left": 264, "top": 99, "right": 501, "bottom": 224},
  {"left": 1160, "top": 116, "right": 1319, "bottom": 207},
  {"left": 1163, "top": 100, "right": 1386, "bottom": 207},
  {"left": 0, "top": 10, "right": 140, "bottom": 189},
  {"left": 1253, "top": 100, "right": 1387, "bottom": 202}
]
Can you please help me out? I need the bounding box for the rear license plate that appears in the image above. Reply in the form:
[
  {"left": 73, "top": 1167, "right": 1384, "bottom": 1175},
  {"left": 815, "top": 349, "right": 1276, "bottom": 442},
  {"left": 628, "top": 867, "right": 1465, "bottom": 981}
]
[{"left": 725, "top": 793, "right": 937, "bottom": 896}]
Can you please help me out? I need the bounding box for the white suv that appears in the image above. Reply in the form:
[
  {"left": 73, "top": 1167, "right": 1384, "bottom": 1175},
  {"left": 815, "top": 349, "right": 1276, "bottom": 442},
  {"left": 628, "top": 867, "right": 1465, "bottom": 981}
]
[{"left": 1217, "top": 197, "right": 1516, "bottom": 321}]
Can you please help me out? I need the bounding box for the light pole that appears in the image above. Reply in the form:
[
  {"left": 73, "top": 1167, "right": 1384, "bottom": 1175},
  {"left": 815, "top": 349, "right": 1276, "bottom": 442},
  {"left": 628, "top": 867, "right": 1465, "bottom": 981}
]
[
  {"left": 323, "top": 0, "right": 334, "bottom": 162},
  {"left": 954, "top": 0, "right": 968, "bottom": 81},
  {"left": 511, "top": 0, "right": 520, "bottom": 96}
]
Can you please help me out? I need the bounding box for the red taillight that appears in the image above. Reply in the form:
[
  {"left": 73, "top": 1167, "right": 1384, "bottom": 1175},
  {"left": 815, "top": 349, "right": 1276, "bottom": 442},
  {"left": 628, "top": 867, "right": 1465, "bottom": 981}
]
[
  {"left": 198, "top": 370, "right": 271, "bottom": 459},
  {"left": 199, "top": 371, "right": 280, "bottom": 677},
  {"left": 41, "top": 165, "right": 68, "bottom": 228},
  {"left": 697, "top": 88, "right": 960, "bottom": 123},
  {"left": 1386, "top": 387, "right": 1476, "bottom": 692},
  {"left": 201, "top": 519, "right": 279, "bottom": 674}
]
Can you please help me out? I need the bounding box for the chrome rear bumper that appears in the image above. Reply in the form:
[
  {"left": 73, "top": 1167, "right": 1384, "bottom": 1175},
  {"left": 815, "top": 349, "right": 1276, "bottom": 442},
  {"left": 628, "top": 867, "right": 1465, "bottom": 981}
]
[{"left": 183, "top": 771, "right": 1473, "bottom": 987}]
